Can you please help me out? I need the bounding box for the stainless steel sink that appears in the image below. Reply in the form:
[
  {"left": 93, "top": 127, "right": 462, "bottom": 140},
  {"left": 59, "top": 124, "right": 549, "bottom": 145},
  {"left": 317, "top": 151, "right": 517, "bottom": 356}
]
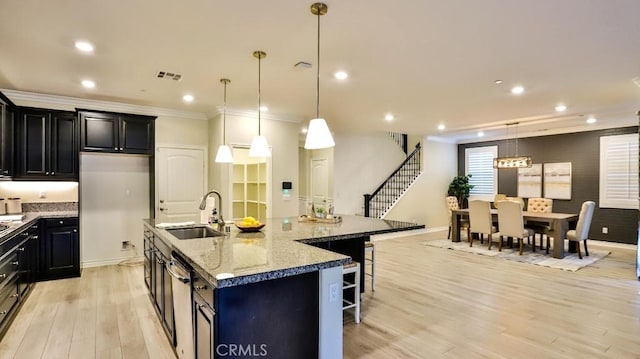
[{"left": 166, "top": 226, "right": 223, "bottom": 239}]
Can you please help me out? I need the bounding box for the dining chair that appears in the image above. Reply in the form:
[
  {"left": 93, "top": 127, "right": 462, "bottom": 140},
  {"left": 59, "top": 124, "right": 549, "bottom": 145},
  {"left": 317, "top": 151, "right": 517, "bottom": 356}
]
[
  {"left": 526, "top": 198, "right": 553, "bottom": 250},
  {"left": 446, "top": 196, "right": 469, "bottom": 240},
  {"left": 467, "top": 200, "right": 499, "bottom": 248},
  {"left": 497, "top": 200, "right": 534, "bottom": 254},
  {"left": 492, "top": 194, "right": 507, "bottom": 209},
  {"left": 564, "top": 201, "right": 596, "bottom": 259}
]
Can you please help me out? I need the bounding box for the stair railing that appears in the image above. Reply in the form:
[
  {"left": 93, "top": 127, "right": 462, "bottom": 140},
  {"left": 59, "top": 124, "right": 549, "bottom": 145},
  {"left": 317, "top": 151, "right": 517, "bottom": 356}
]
[{"left": 363, "top": 143, "right": 421, "bottom": 218}]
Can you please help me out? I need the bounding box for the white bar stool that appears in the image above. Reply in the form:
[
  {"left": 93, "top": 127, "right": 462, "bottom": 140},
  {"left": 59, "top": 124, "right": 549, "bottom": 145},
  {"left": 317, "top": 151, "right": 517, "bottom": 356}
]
[
  {"left": 342, "top": 262, "right": 361, "bottom": 324},
  {"left": 365, "top": 241, "right": 376, "bottom": 291}
]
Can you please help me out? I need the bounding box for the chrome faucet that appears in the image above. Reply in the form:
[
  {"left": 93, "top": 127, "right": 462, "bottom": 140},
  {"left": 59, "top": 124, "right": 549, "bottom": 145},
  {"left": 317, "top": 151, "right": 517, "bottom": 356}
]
[{"left": 199, "top": 190, "right": 225, "bottom": 232}]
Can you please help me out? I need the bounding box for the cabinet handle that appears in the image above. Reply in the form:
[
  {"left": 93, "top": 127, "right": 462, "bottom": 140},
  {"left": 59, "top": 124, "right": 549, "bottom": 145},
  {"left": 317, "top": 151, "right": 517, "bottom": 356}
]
[
  {"left": 119, "top": 147, "right": 123, "bottom": 151},
  {"left": 114, "top": 147, "right": 118, "bottom": 150},
  {"left": 73, "top": 229, "right": 77, "bottom": 233},
  {"left": 11, "top": 261, "right": 18, "bottom": 266},
  {"left": 17, "top": 248, "right": 25, "bottom": 252},
  {"left": 0, "top": 274, "right": 6, "bottom": 278},
  {"left": 59, "top": 220, "right": 64, "bottom": 224},
  {"left": 30, "top": 225, "right": 38, "bottom": 229},
  {"left": 21, "top": 232, "right": 28, "bottom": 237},
  {"left": 32, "top": 236, "right": 38, "bottom": 240},
  {"left": 0, "top": 311, "right": 6, "bottom": 315},
  {"left": 45, "top": 172, "right": 49, "bottom": 175},
  {"left": 194, "top": 285, "right": 208, "bottom": 291},
  {"left": 51, "top": 172, "right": 55, "bottom": 175},
  {"left": 10, "top": 294, "right": 18, "bottom": 298}
]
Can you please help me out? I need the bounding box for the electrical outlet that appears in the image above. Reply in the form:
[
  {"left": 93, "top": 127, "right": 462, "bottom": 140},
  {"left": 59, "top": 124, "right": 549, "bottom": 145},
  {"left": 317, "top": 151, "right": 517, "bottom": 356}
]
[
  {"left": 121, "top": 240, "right": 132, "bottom": 250},
  {"left": 602, "top": 227, "right": 608, "bottom": 234},
  {"left": 329, "top": 283, "right": 339, "bottom": 302}
]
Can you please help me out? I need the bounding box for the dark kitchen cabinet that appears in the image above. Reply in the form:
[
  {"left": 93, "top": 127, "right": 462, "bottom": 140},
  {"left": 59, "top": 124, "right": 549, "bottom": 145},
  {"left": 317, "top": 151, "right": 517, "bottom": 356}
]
[
  {"left": 16, "top": 108, "right": 78, "bottom": 180},
  {"left": 193, "top": 274, "right": 215, "bottom": 359},
  {"left": 0, "top": 96, "right": 14, "bottom": 178},
  {"left": 41, "top": 218, "right": 79, "bottom": 280},
  {"left": 79, "top": 110, "right": 155, "bottom": 155},
  {"left": 16, "top": 224, "right": 40, "bottom": 297},
  {"left": 144, "top": 228, "right": 174, "bottom": 342}
]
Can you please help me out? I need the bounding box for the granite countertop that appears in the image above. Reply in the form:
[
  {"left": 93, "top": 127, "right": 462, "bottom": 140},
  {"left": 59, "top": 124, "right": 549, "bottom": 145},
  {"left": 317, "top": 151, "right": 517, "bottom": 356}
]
[
  {"left": 145, "top": 215, "right": 424, "bottom": 288},
  {"left": 0, "top": 211, "right": 78, "bottom": 244}
]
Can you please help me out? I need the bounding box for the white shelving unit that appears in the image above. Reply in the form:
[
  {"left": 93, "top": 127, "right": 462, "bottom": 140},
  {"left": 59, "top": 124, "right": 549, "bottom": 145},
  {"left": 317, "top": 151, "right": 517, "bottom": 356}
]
[{"left": 231, "top": 148, "right": 268, "bottom": 220}]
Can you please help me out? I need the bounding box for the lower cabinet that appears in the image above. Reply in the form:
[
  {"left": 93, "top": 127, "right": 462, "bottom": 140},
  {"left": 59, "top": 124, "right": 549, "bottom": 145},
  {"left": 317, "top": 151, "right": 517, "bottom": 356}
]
[
  {"left": 41, "top": 218, "right": 79, "bottom": 280},
  {"left": 145, "top": 229, "right": 174, "bottom": 342},
  {"left": 193, "top": 275, "right": 215, "bottom": 359}
]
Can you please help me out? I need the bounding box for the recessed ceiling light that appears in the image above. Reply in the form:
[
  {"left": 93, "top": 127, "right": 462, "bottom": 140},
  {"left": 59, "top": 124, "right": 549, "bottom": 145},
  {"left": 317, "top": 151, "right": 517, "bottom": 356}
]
[
  {"left": 183, "top": 94, "right": 194, "bottom": 103},
  {"left": 511, "top": 86, "right": 525, "bottom": 95},
  {"left": 259, "top": 106, "right": 268, "bottom": 112},
  {"left": 477, "top": 131, "right": 484, "bottom": 137},
  {"left": 81, "top": 80, "right": 95, "bottom": 88},
  {"left": 586, "top": 117, "right": 597, "bottom": 124},
  {"left": 74, "top": 41, "right": 94, "bottom": 53},
  {"left": 494, "top": 80, "right": 503, "bottom": 84},
  {"left": 385, "top": 114, "right": 394, "bottom": 121},
  {"left": 334, "top": 71, "right": 348, "bottom": 80},
  {"left": 555, "top": 104, "right": 567, "bottom": 112},
  {"left": 437, "top": 124, "right": 446, "bottom": 131}
]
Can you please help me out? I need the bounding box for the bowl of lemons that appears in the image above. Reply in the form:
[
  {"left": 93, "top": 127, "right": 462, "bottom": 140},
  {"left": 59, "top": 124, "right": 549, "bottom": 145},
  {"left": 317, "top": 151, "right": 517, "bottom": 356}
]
[{"left": 235, "top": 216, "right": 265, "bottom": 232}]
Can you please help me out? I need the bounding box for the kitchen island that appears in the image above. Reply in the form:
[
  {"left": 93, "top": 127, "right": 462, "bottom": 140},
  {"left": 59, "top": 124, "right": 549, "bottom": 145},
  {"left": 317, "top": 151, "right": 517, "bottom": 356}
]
[{"left": 143, "top": 215, "right": 424, "bottom": 359}]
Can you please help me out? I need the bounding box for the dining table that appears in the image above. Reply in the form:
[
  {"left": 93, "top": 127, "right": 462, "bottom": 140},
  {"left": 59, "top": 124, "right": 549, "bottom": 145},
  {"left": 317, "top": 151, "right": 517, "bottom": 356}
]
[{"left": 450, "top": 208, "right": 579, "bottom": 259}]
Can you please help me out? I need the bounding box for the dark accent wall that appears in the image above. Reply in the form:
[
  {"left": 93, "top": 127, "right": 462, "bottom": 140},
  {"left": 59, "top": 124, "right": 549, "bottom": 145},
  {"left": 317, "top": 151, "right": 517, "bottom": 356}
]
[{"left": 457, "top": 126, "right": 638, "bottom": 244}]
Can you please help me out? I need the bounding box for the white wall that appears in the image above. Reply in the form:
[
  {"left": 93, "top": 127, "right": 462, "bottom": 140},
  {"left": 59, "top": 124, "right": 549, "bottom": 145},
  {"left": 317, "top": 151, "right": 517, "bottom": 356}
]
[
  {"left": 80, "top": 153, "right": 149, "bottom": 266},
  {"left": 209, "top": 112, "right": 300, "bottom": 219},
  {"left": 385, "top": 137, "right": 457, "bottom": 230},
  {"left": 333, "top": 133, "right": 406, "bottom": 215}
]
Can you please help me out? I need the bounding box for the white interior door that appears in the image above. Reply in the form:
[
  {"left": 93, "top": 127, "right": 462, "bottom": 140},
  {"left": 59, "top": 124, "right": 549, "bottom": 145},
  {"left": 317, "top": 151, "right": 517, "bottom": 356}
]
[
  {"left": 311, "top": 158, "right": 329, "bottom": 208},
  {"left": 157, "top": 147, "right": 206, "bottom": 223}
]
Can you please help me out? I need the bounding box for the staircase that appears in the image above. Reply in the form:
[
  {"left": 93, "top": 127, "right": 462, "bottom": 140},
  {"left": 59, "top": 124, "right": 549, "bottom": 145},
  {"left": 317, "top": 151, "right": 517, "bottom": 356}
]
[
  {"left": 363, "top": 142, "right": 421, "bottom": 218},
  {"left": 387, "top": 132, "right": 408, "bottom": 154}
]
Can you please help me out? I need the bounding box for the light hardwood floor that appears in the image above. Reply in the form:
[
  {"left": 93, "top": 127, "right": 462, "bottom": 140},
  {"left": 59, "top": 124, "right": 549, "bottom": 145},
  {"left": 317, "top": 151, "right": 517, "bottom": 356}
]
[{"left": 0, "top": 230, "right": 638, "bottom": 358}]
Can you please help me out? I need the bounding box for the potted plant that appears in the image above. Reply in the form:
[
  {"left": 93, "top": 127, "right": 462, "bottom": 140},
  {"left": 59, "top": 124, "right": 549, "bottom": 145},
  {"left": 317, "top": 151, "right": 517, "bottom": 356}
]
[
  {"left": 315, "top": 206, "right": 325, "bottom": 219},
  {"left": 447, "top": 174, "right": 474, "bottom": 208}
]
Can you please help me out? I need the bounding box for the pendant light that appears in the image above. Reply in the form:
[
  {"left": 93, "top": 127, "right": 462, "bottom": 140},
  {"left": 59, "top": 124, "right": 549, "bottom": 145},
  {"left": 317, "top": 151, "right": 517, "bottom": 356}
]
[
  {"left": 304, "top": 2, "right": 335, "bottom": 150},
  {"left": 215, "top": 78, "right": 234, "bottom": 163},
  {"left": 493, "top": 122, "right": 532, "bottom": 168},
  {"left": 249, "top": 50, "right": 271, "bottom": 158}
]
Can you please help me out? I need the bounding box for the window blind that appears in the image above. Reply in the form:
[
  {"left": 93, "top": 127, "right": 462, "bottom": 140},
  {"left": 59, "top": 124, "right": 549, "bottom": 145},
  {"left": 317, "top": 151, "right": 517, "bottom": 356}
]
[
  {"left": 465, "top": 146, "right": 497, "bottom": 200},
  {"left": 599, "top": 133, "right": 639, "bottom": 209}
]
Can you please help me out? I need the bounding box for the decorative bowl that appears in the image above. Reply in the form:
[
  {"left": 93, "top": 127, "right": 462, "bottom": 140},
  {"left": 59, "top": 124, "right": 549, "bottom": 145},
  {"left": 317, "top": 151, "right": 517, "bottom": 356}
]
[{"left": 235, "top": 222, "right": 266, "bottom": 232}]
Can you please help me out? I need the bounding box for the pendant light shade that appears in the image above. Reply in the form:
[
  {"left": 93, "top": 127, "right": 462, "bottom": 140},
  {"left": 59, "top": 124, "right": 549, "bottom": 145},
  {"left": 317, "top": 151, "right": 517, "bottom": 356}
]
[
  {"left": 304, "top": 118, "right": 335, "bottom": 149},
  {"left": 249, "top": 51, "right": 271, "bottom": 158},
  {"left": 215, "top": 78, "right": 234, "bottom": 163},
  {"left": 493, "top": 122, "right": 532, "bottom": 169},
  {"left": 304, "top": 2, "right": 335, "bottom": 150},
  {"left": 215, "top": 145, "right": 233, "bottom": 163}
]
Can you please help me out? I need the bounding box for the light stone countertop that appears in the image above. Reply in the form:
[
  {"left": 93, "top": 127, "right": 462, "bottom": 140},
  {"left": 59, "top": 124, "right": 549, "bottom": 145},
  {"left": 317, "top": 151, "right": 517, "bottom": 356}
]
[
  {"left": 145, "top": 215, "right": 424, "bottom": 288},
  {"left": 0, "top": 211, "right": 78, "bottom": 241}
]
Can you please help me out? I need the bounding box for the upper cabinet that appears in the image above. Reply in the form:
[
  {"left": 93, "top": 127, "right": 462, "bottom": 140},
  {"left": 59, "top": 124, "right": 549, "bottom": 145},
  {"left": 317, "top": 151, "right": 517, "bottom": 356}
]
[
  {"left": 79, "top": 110, "right": 155, "bottom": 155},
  {"left": 0, "top": 97, "right": 14, "bottom": 177},
  {"left": 16, "top": 108, "right": 78, "bottom": 180}
]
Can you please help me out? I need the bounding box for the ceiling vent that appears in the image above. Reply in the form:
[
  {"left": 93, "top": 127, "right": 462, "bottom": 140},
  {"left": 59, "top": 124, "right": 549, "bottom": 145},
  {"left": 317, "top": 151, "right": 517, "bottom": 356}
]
[
  {"left": 294, "top": 61, "right": 312, "bottom": 69},
  {"left": 157, "top": 71, "right": 182, "bottom": 81}
]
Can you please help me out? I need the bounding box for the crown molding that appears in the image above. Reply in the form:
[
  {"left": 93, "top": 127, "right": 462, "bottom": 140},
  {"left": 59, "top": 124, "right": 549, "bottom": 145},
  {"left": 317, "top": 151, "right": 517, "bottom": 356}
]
[
  {"left": 211, "top": 106, "right": 303, "bottom": 123},
  {"left": 1, "top": 89, "right": 208, "bottom": 121}
]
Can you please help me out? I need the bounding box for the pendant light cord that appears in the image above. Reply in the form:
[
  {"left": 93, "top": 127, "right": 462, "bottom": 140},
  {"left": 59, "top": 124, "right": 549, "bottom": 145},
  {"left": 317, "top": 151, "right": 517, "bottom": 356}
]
[
  {"left": 258, "top": 54, "right": 262, "bottom": 135},
  {"left": 223, "top": 80, "right": 227, "bottom": 144},
  {"left": 316, "top": 7, "right": 321, "bottom": 119}
]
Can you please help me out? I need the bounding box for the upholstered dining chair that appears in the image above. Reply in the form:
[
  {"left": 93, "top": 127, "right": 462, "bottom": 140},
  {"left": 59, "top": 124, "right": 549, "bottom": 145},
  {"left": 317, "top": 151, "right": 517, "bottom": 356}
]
[
  {"left": 492, "top": 194, "right": 507, "bottom": 209},
  {"left": 468, "top": 200, "right": 499, "bottom": 248},
  {"left": 526, "top": 198, "right": 553, "bottom": 250},
  {"left": 497, "top": 200, "right": 534, "bottom": 254},
  {"left": 446, "top": 196, "right": 469, "bottom": 240},
  {"left": 564, "top": 201, "right": 596, "bottom": 259}
]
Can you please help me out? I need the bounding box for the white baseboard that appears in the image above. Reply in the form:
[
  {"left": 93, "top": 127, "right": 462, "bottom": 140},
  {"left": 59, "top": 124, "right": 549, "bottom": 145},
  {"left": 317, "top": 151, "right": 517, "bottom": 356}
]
[
  {"left": 371, "top": 228, "right": 428, "bottom": 241},
  {"left": 82, "top": 256, "right": 144, "bottom": 268},
  {"left": 588, "top": 239, "right": 637, "bottom": 250}
]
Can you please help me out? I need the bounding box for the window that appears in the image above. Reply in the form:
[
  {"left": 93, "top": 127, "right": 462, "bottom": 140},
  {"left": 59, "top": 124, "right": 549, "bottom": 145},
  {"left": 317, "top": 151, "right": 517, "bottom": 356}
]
[
  {"left": 465, "top": 146, "right": 498, "bottom": 201},
  {"left": 599, "top": 133, "right": 638, "bottom": 209}
]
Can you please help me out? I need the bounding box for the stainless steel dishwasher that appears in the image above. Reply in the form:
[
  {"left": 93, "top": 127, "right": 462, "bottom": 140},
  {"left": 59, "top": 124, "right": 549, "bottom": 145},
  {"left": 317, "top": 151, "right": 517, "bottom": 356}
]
[{"left": 166, "top": 253, "right": 194, "bottom": 359}]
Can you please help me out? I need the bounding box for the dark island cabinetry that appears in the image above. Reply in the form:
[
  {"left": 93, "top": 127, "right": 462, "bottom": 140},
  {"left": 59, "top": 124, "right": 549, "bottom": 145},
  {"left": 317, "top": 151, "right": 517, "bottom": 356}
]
[{"left": 79, "top": 110, "right": 155, "bottom": 155}]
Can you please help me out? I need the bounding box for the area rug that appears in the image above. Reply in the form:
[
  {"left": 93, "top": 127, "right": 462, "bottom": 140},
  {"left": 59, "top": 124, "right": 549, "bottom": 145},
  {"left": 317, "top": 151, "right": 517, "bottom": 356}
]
[{"left": 424, "top": 239, "right": 611, "bottom": 272}]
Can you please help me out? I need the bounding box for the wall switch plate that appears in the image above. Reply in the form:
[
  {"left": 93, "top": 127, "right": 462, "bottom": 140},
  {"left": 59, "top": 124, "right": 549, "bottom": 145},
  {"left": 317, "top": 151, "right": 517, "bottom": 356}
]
[
  {"left": 121, "top": 240, "right": 132, "bottom": 250},
  {"left": 602, "top": 227, "right": 608, "bottom": 234},
  {"left": 329, "top": 283, "right": 339, "bottom": 302}
]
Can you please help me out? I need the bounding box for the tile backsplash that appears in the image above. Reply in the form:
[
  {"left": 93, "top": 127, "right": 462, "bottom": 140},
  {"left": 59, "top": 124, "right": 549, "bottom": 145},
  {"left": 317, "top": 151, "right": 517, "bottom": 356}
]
[{"left": 22, "top": 202, "right": 78, "bottom": 212}]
